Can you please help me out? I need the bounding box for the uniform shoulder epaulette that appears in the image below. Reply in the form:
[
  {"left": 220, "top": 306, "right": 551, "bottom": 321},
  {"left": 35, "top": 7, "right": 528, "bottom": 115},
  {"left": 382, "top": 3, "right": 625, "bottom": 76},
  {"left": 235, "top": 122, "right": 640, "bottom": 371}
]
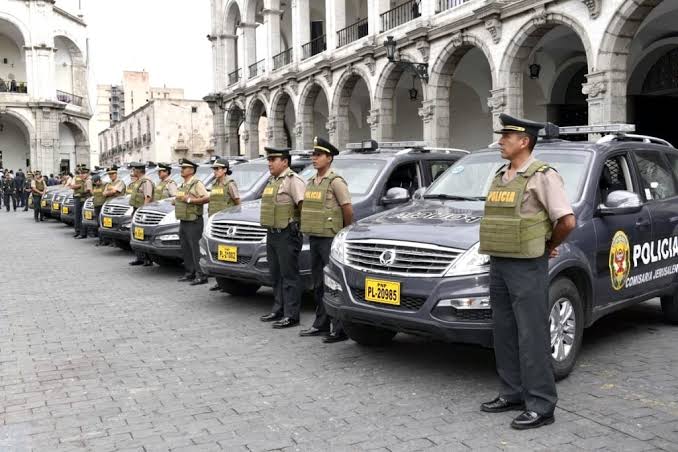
[{"left": 536, "top": 164, "right": 557, "bottom": 173}]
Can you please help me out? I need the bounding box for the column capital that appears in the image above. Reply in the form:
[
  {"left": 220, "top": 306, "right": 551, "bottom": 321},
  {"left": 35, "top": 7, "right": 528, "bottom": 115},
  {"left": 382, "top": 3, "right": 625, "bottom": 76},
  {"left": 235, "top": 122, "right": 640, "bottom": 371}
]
[
  {"left": 367, "top": 109, "right": 380, "bottom": 130},
  {"left": 262, "top": 8, "right": 283, "bottom": 16},
  {"left": 487, "top": 88, "right": 507, "bottom": 113},
  {"left": 582, "top": 71, "right": 608, "bottom": 99},
  {"left": 418, "top": 101, "right": 435, "bottom": 124},
  {"left": 325, "top": 116, "right": 337, "bottom": 134}
]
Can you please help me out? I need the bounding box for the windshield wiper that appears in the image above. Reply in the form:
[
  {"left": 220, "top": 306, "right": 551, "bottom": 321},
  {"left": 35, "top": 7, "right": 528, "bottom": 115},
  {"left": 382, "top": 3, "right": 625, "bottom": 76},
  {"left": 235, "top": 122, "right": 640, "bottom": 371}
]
[{"left": 423, "top": 194, "right": 485, "bottom": 201}]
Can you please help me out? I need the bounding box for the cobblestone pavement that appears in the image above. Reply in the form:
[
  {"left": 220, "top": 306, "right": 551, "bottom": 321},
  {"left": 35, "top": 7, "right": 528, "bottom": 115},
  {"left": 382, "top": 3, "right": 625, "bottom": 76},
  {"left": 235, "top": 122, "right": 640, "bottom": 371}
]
[{"left": 1, "top": 211, "right": 678, "bottom": 451}]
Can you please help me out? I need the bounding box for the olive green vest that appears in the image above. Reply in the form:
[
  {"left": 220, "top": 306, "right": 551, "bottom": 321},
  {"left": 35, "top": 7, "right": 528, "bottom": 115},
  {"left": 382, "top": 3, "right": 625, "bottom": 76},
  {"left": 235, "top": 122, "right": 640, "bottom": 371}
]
[
  {"left": 129, "top": 176, "right": 154, "bottom": 208},
  {"left": 208, "top": 177, "right": 236, "bottom": 217},
  {"left": 479, "top": 160, "right": 553, "bottom": 258},
  {"left": 34, "top": 179, "right": 45, "bottom": 192},
  {"left": 154, "top": 179, "right": 176, "bottom": 201},
  {"left": 92, "top": 185, "right": 106, "bottom": 207},
  {"left": 73, "top": 175, "right": 87, "bottom": 198},
  {"left": 105, "top": 180, "right": 125, "bottom": 199},
  {"left": 300, "top": 173, "right": 344, "bottom": 237},
  {"left": 175, "top": 177, "right": 202, "bottom": 221},
  {"left": 260, "top": 172, "right": 299, "bottom": 228}
]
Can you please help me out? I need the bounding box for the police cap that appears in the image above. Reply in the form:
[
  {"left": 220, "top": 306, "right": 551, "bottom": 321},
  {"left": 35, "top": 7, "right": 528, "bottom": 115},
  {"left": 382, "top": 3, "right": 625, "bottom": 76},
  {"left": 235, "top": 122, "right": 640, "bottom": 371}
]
[
  {"left": 128, "top": 162, "right": 145, "bottom": 169},
  {"left": 313, "top": 136, "right": 339, "bottom": 156},
  {"left": 106, "top": 165, "right": 119, "bottom": 174},
  {"left": 494, "top": 113, "right": 545, "bottom": 138},
  {"left": 179, "top": 158, "right": 198, "bottom": 170},
  {"left": 158, "top": 162, "right": 172, "bottom": 172},
  {"left": 264, "top": 147, "right": 291, "bottom": 159}
]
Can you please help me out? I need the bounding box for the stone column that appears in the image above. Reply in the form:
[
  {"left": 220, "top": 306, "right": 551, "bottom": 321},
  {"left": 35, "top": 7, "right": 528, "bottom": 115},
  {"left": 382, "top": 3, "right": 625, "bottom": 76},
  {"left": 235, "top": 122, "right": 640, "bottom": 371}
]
[
  {"left": 326, "top": 116, "right": 338, "bottom": 147},
  {"left": 368, "top": 0, "right": 390, "bottom": 34},
  {"left": 367, "top": 108, "right": 381, "bottom": 142},
  {"left": 326, "top": 1, "right": 338, "bottom": 51},
  {"left": 419, "top": 100, "right": 436, "bottom": 146},
  {"left": 293, "top": 0, "right": 310, "bottom": 62},
  {"left": 241, "top": 128, "right": 250, "bottom": 157},
  {"left": 240, "top": 22, "right": 258, "bottom": 80},
  {"left": 209, "top": 35, "right": 225, "bottom": 92},
  {"left": 263, "top": 3, "right": 283, "bottom": 72},
  {"left": 206, "top": 98, "right": 227, "bottom": 157},
  {"left": 583, "top": 70, "right": 627, "bottom": 126},
  {"left": 223, "top": 34, "right": 238, "bottom": 83},
  {"left": 487, "top": 88, "right": 507, "bottom": 133}
]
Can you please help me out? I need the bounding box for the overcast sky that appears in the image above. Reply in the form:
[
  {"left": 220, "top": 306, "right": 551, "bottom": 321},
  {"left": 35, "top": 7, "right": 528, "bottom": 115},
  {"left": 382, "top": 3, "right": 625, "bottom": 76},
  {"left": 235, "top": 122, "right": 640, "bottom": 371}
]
[{"left": 62, "top": 0, "right": 213, "bottom": 99}]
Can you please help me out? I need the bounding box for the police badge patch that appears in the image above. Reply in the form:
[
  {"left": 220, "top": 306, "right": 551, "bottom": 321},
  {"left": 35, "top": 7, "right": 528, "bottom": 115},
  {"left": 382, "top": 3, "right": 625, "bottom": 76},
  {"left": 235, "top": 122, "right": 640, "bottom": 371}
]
[{"left": 609, "top": 230, "right": 631, "bottom": 291}]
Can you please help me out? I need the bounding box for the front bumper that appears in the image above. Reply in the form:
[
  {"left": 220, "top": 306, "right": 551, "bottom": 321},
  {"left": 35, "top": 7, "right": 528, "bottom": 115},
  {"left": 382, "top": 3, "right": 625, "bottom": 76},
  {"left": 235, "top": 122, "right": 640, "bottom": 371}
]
[
  {"left": 82, "top": 211, "right": 97, "bottom": 228},
  {"left": 99, "top": 215, "right": 132, "bottom": 242},
  {"left": 130, "top": 223, "right": 183, "bottom": 259},
  {"left": 199, "top": 235, "right": 312, "bottom": 289},
  {"left": 323, "top": 260, "right": 494, "bottom": 347},
  {"left": 61, "top": 206, "right": 75, "bottom": 224}
]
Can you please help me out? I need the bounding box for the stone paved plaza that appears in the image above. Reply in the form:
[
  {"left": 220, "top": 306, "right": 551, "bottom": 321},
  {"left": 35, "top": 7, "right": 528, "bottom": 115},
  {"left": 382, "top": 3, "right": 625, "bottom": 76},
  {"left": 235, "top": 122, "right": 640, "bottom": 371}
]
[{"left": 1, "top": 211, "right": 677, "bottom": 451}]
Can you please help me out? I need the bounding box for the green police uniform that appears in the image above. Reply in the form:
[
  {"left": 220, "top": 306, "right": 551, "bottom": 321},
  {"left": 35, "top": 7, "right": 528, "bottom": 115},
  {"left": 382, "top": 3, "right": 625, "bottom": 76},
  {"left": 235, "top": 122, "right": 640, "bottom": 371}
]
[
  {"left": 74, "top": 168, "right": 92, "bottom": 238},
  {"left": 154, "top": 179, "right": 177, "bottom": 201},
  {"left": 176, "top": 159, "right": 209, "bottom": 282},
  {"left": 31, "top": 175, "right": 46, "bottom": 221},
  {"left": 208, "top": 177, "right": 237, "bottom": 217}
]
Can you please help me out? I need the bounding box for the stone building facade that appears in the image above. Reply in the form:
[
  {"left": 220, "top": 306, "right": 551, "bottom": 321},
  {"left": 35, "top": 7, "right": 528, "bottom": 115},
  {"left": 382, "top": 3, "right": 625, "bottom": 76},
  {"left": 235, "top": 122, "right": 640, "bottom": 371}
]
[
  {"left": 0, "top": 0, "right": 92, "bottom": 174},
  {"left": 207, "top": 0, "right": 678, "bottom": 157},
  {"left": 98, "top": 99, "right": 214, "bottom": 167}
]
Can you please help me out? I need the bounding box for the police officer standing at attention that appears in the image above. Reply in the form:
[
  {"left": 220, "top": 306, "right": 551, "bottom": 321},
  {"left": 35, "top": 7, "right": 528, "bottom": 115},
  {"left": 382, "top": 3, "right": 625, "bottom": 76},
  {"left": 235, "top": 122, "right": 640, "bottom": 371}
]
[
  {"left": 31, "top": 170, "right": 46, "bottom": 222},
  {"left": 154, "top": 163, "right": 178, "bottom": 200},
  {"left": 72, "top": 165, "right": 92, "bottom": 239},
  {"left": 208, "top": 158, "right": 241, "bottom": 291},
  {"left": 259, "top": 147, "right": 306, "bottom": 329},
  {"left": 128, "top": 162, "right": 155, "bottom": 265},
  {"left": 299, "top": 137, "right": 353, "bottom": 343},
  {"left": 479, "top": 113, "right": 575, "bottom": 430},
  {"left": 175, "top": 158, "right": 210, "bottom": 285},
  {"left": 89, "top": 174, "right": 105, "bottom": 240},
  {"left": 100, "top": 165, "right": 126, "bottom": 247}
]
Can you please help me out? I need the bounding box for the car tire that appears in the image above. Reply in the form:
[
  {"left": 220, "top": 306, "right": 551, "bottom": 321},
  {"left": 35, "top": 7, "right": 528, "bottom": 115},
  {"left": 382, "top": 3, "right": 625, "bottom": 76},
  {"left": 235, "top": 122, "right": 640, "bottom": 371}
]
[
  {"left": 660, "top": 293, "right": 678, "bottom": 324},
  {"left": 216, "top": 277, "right": 260, "bottom": 296},
  {"left": 549, "top": 277, "right": 584, "bottom": 381},
  {"left": 342, "top": 321, "right": 397, "bottom": 346}
]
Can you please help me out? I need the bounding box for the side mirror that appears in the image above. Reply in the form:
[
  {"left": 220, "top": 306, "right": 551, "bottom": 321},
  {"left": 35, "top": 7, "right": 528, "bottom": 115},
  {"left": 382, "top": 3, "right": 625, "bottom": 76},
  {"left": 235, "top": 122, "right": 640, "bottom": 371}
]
[
  {"left": 598, "top": 190, "right": 642, "bottom": 216},
  {"left": 412, "top": 187, "right": 426, "bottom": 200},
  {"left": 381, "top": 187, "right": 410, "bottom": 206}
]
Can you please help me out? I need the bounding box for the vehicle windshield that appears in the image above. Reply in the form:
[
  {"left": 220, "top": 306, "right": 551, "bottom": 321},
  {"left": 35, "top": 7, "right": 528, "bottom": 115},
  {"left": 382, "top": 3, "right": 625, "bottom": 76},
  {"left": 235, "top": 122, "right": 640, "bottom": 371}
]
[
  {"left": 299, "top": 159, "right": 386, "bottom": 195},
  {"left": 229, "top": 163, "right": 269, "bottom": 192},
  {"left": 426, "top": 149, "right": 591, "bottom": 202}
]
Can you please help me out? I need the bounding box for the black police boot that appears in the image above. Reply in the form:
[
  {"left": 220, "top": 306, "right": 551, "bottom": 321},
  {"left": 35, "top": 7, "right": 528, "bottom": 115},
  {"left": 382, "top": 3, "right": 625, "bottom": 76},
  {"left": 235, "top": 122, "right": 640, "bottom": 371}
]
[
  {"left": 510, "top": 411, "right": 555, "bottom": 430},
  {"left": 480, "top": 397, "right": 525, "bottom": 413},
  {"left": 272, "top": 317, "right": 299, "bottom": 329},
  {"left": 299, "top": 327, "right": 329, "bottom": 337},
  {"left": 260, "top": 313, "right": 283, "bottom": 322},
  {"left": 322, "top": 331, "right": 349, "bottom": 343}
]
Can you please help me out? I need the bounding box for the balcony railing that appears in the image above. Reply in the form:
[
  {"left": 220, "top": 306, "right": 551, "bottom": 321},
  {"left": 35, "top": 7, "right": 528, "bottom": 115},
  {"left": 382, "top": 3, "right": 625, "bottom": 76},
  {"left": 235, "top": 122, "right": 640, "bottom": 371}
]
[
  {"left": 302, "top": 35, "right": 326, "bottom": 60},
  {"left": 337, "top": 18, "right": 368, "bottom": 48},
  {"left": 0, "top": 80, "right": 27, "bottom": 93},
  {"left": 249, "top": 59, "right": 265, "bottom": 79},
  {"left": 273, "top": 48, "right": 293, "bottom": 71},
  {"left": 381, "top": 0, "right": 421, "bottom": 32},
  {"left": 228, "top": 68, "right": 241, "bottom": 85},
  {"left": 436, "top": 0, "right": 468, "bottom": 12},
  {"left": 56, "top": 90, "right": 84, "bottom": 107}
]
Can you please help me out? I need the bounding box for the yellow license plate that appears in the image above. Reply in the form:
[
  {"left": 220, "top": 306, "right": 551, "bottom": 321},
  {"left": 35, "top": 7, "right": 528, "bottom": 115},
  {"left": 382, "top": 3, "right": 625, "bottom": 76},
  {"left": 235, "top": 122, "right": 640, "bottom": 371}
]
[
  {"left": 103, "top": 217, "right": 113, "bottom": 228},
  {"left": 52, "top": 203, "right": 59, "bottom": 210},
  {"left": 62, "top": 207, "right": 69, "bottom": 214},
  {"left": 84, "top": 211, "right": 93, "bottom": 220},
  {"left": 41, "top": 200, "right": 47, "bottom": 207},
  {"left": 217, "top": 245, "right": 238, "bottom": 262},
  {"left": 133, "top": 227, "right": 144, "bottom": 240},
  {"left": 364, "top": 278, "right": 401, "bottom": 305}
]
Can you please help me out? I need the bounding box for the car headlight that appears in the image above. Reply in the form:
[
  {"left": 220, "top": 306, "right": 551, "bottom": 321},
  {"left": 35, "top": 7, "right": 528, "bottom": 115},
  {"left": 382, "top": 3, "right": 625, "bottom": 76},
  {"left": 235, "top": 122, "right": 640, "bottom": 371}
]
[
  {"left": 445, "top": 242, "right": 490, "bottom": 276},
  {"left": 159, "top": 209, "right": 177, "bottom": 226},
  {"left": 330, "top": 229, "right": 349, "bottom": 264}
]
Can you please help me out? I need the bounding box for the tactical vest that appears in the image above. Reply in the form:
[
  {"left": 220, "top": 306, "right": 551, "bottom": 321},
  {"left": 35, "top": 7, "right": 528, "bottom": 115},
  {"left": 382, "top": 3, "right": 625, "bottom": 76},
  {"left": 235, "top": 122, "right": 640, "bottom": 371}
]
[
  {"left": 154, "top": 179, "right": 175, "bottom": 201},
  {"left": 479, "top": 160, "right": 553, "bottom": 258},
  {"left": 300, "top": 173, "right": 344, "bottom": 237},
  {"left": 260, "top": 173, "right": 299, "bottom": 228},
  {"left": 175, "top": 178, "right": 202, "bottom": 221},
  {"left": 35, "top": 179, "right": 45, "bottom": 192},
  {"left": 106, "top": 180, "right": 125, "bottom": 199},
  {"left": 73, "top": 175, "right": 86, "bottom": 198},
  {"left": 92, "top": 185, "right": 106, "bottom": 207},
  {"left": 208, "top": 177, "right": 236, "bottom": 217},
  {"left": 129, "top": 177, "right": 154, "bottom": 208}
]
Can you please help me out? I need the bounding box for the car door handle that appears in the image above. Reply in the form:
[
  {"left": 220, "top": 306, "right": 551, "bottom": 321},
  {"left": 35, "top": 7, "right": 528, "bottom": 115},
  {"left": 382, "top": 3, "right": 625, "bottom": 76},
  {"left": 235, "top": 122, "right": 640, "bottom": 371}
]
[{"left": 636, "top": 218, "right": 651, "bottom": 228}]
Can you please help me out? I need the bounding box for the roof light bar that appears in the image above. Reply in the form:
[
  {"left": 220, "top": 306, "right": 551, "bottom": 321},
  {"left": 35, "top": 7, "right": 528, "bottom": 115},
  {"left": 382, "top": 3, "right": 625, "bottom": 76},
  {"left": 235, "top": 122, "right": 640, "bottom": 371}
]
[
  {"left": 557, "top": 124, "right": 636, "bottom": 135},
  {"left": 379, "top": 141, "right": 427, "bottom": 149},
  {"left": 347, "top": 140, "right": 379, "bottom": 151}
]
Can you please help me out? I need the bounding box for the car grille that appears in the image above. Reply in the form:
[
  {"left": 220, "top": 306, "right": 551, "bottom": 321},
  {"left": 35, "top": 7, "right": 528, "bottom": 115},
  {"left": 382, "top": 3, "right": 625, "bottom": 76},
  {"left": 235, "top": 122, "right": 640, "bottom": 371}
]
[
  {"left": 133, "top": 209, "right": 166, "bottom": 226},
  {"left": 450, "top": 308, "right": 493, "bottom": 322},
  {"left": 350, "top": 287, "right": 427, "bottom": 312},
  {"left": 345, "top": 240, "right": 463, "bottom": 277},
  {"left": 209, "top": 221, "right": 266, "bottom": 243},
  {"left": 103, "top": 204, "right": 128, "bottom": 216},
  {"left": 65, "top": 197, "right": 74, "bottom": 208},
  {"left": 84, "top": 199, "right": 94, "bottom": 210}
]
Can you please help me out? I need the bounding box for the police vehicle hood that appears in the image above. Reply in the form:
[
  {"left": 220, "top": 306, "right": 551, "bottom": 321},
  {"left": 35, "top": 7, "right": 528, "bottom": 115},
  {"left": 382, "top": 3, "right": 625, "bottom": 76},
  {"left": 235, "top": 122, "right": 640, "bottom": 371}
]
[
  {"left": 104, "top": 194, "right": 131, "bottom": 206},
  {"left": 346, "top": 199, "right": 484, "bottom": 251},
  {"left": 210, "top": 199, "right": 263, "bottom": 223}
]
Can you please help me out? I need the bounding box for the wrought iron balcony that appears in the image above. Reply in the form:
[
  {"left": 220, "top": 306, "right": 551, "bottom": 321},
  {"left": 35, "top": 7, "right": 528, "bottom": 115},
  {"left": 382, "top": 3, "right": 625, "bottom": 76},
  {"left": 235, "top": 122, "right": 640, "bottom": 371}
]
[
  {"left": 381, "top": 0, "right": 421, "bottom": 32},
  {"left": 228, "top": 68, "right": 242, "bottom": 85},
  {"left": 249, "top": 59, "right": 265, "bottom": 79},
  {"left": 436, "top": 0, "right": 469, "bottom": 12},
  {"left": 56, "top": 90, "right": 84, "bottom": 107},
  {"left": 337, "top": 18, "right": 368, "bottom": 48},
  {"left": 302, "top": 35, "right": 326, "bottom": 60},
  {"left": 273, "top": 48, "right": 293, "bottom": 71}
]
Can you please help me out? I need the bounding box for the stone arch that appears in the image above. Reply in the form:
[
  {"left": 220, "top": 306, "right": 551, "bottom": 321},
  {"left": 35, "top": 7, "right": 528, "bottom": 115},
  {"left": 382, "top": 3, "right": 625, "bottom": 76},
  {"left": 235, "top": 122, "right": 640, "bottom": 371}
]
[
  {"left": 223, "top": 0, "right": 244, "bottom": 82},
  {"left": 59, "top": 117, "right": 90, "bottom": 170},
  {"left": 0, "top": 17, "right": 29, "bottom": 94},
  {"left": 225, "top": 99, "right": 245, "bottom": 155},
  {"left": 0, "top": 13, "right": 29, "bottom": 47},
  {"left": 297, "top": 79, "right": 331, "bottom": 149},
  {"left": 54, "top": 34, "right": 88, "bottom": 107},
  {"left": 269, "top": 87, "right": 297, "bottom": 148},
  {"left": 428, "top": 33, "right": 497, "bottom": 148},
  {"left": 499, "top": 13, "right": 593, "bottom": 121},
  {"left": 331, "top": 66, "right": 373, "bottom": 150},
  {"left": 0, "top": 109, "right": 34, "bottom": 171},
  {"left": 244, "top": 93, "right": 269, "bottom": 157}
]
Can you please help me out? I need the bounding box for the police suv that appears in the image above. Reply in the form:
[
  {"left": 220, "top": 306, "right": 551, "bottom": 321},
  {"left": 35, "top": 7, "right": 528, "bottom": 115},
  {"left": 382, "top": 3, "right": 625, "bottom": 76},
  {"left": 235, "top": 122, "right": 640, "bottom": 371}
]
[
  {"left": 200, "top": 143, "right": 467, "bottom": 296},
  {"left": 324, "top": 125, "right": 678, "bottom": 380}
]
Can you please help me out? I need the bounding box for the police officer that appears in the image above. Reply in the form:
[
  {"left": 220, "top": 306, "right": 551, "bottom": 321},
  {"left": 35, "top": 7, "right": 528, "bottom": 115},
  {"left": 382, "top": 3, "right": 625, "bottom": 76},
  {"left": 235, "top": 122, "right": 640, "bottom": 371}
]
[
  {"left": 154, "top": 163, "right": 178, "bottom": 200},
  {"left": 128, "top": 162, "right": 155, "bottom": 265},
  {"left": 31, "top": 170, "right": 46, "bottom": 222},
  {"left": 100, "top": 165, "right": 126, "bottom": 247},
  {"left": 175, "top": 158, "right": 210, "bottom": 285},
  {"left": 2, "top": 171, "right": 17, "bottom": 211},
  {"left": 479, "top": 114, "right": 576, "bottom": 430},
  {"left": 71, "top": 165, "right": 92, "bottom": 238},
  {"left": 22, "top": 173, "right": 31, "bottom": 211},
  {"left": 89, "top": 174, "right": 105, "bottom": 239},
  {"left": 299, "top": 137, "right": 353, "bottom": 342},
  {"left": 208, "top": 158, "right": 241, "bottom": 291},
  {"left": 259, "top": 147, "right": 307, "bottom": 329}
]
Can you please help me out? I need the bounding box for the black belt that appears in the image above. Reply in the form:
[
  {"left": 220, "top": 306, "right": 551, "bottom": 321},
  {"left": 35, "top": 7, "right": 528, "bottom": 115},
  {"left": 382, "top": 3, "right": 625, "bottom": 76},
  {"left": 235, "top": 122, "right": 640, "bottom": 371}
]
[{"left": 268, "top": 222, "right": 297, "bottom": 234}]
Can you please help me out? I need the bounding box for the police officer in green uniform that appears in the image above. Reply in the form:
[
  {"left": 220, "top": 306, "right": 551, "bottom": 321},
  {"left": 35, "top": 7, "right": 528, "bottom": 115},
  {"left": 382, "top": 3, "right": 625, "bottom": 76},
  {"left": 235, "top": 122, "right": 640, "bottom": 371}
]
[
  {"left": 208, "top": 158, "right": 242, "bottom": 291},
  {"left": 31, "top": 170, "right": 46, "bottom": 222},
  {"left": 100, "top": 165, "right": 126, "bottom": 247},
  {"left": 154, "top": 163, "right": 178, "bottom": 200},
  {"left": 175, "top": 158, "right": 210, "bottom": 285},
  {"left": 128, "top": 162, "right": 155, "bottom": 265},
  {"left": 299, "top": 137, "right": 353, "bottom": 342},
  {"left": 479, "top": 114, "right": 576, "bottom": 430},
  {"left": 89, "top": 174, "right": 105, "bottom": 239},
  {"left": 259, "top": 147, "right": 307, "bottom": 329},
  {"left": 72, "top": 165, "right": 92, "bottom": 239}
]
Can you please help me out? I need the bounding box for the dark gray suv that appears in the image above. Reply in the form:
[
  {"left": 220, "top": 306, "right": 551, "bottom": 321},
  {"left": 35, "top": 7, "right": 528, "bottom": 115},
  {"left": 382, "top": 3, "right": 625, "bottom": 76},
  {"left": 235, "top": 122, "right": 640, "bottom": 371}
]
[{"left": 324, "top": 126, "right": 678, "bottom": 380}]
